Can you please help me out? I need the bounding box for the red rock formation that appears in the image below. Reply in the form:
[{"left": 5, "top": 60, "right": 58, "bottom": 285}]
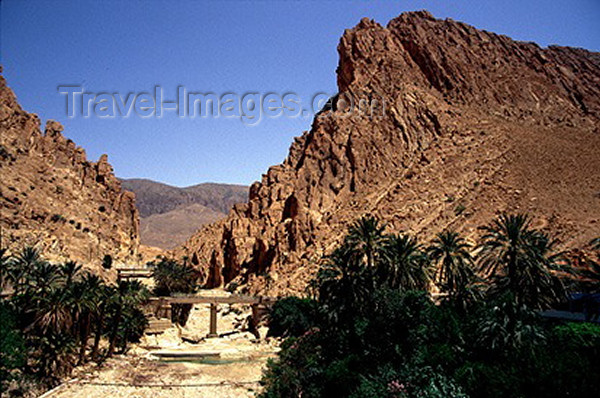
[
  {"left": 175, "top": 11, "right": 600, "bottom": 295},
  {"left": 0, "top": 72, "right": 140, "bottom": 274}
]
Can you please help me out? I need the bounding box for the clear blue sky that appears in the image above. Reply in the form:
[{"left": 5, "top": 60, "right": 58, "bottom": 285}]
[{"left": 1, "top": 0, "right": 598, "bottom": 187}]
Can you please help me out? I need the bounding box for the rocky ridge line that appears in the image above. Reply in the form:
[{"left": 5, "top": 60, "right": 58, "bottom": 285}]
[
  {"left": 175, "top": 11, "right": 600, "bottom": 295},
  {"left": 0, "top": 72, "right": 140, "bottom": 274}
]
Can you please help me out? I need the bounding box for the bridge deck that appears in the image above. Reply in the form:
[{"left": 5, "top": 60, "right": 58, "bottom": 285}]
[
  {"left": 147, "top": 294, "right": 277, "bottom": 338},
  {"left": 116, "top": 268, "right": 153, "bottom": 279},
  {"left": 148, "top": 295, "right": 277, "bottom": 305}
]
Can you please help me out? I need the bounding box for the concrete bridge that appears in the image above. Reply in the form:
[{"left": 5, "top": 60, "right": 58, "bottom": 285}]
[
  {"left": 147, "top": 294, "right": 277, "bottom": 337},
  {"left": 115, "top": 268, "right": 277, "bottom": 337},
  {"left": 116, "top": 267, "right": 153, "bottom": 280}
]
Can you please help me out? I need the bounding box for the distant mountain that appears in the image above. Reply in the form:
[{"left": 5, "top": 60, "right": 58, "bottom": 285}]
[{"left": 120, "top": 179, "right": 247, "bottom": 249}]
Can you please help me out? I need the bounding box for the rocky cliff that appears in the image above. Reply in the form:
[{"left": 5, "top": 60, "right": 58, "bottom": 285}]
[
  {"left": 175, "top": 11, "right": 600, "bottom": 295},
  {"left": 0, "top": 73, "right": 140, "bottom": 272}
]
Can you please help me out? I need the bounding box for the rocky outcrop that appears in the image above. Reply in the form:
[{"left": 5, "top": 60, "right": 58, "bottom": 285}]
[
  {"left": 0, "top": 72, "right": 140, "bottom": 273},
  {"left": 174, "top": 11, "right": 600, "bottom": 295}
]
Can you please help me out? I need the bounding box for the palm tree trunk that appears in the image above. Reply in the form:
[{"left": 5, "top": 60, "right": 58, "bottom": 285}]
[
  {"left": 107, "top": 305, "right": 122, "bottom": 357},
  {"left": 509, "top": 251, "right": 517, "bottom": 303},
  {"left": 78, "top": 313, "right": 91, "bottom": 365},
  {"left": 507, "top": 250, "right": 518, "bottom": 335},
  {"left": 92, "top": 306, "right": 105, "bottom": 361}
]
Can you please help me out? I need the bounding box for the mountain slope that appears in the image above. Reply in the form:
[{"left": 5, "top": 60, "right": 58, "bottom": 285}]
[
  {"left": 138, "top": 204, "right": 223, "bottom": 250},
  {"left": 120, "top": 179, "right": 248, "bottom": 217},
  {"left": 120, "top": 179, "right": 247, "bottom": 249},
  {"left": 0, "top": 72, "right": 139, "bottom": 272},
  {"left": 174, "top": 11, "right": 600, "bottom": 295}
]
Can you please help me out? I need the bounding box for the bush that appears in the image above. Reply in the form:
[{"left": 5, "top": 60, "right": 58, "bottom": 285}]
[
  {"left": 267, "top": 297, "right": 319, "bottom": 338},
  {"left": 150, "top": 257, "right": 200, "bottom": 326},
  {"left": 50, "top": 214, "right": 65, "bottom": 222},
  {"left": 102, "top": 254, "right": 113, "bottom": 269},
  {"left": 0, "top": 301, "right": 26, "bottom": 393},
  {"left": 532, "top": 322, "right": 600, "bottom": 397},
  {"left": 259, "top": 332, "right": 325, "bottom": 398}
]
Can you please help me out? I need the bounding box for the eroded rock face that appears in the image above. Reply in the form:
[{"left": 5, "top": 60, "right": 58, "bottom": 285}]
[
  {"left": 0, "top": 73, "right": 140, "bottom": 273},
  {"left": 174, "top": 11, "right": 600, "bottom": 295}
]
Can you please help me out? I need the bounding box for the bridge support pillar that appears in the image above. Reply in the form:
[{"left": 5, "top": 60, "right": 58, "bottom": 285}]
[
  {"left": 207, "top": 303, "right": 218, "bottom": 337},
  {"left": 249, "top": 304, "right": 260, "bottom": 339}
]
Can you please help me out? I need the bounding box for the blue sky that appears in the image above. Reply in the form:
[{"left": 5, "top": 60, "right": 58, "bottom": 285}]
[{"left": 1, "top": 0, "right": 598, "bottom": 187}]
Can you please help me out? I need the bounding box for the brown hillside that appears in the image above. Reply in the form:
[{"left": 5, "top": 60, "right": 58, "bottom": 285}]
[
  {"left": 139, "top": 203, "right": 224, "bottom": 250},
  {"left": 0, "top": 73, "right": 140, "bottom": 273},
  {"left": 174, "top": 11, "right": 600, "bottom": 295},
  {"left": 120, "top": 179, "right": 248, "bottom": 249}
]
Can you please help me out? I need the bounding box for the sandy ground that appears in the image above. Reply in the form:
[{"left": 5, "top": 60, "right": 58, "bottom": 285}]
[{"left": 45, "top": 291, "right": 279, "bottom": 398}]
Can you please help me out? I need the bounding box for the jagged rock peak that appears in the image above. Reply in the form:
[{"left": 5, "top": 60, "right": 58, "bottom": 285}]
[
  {"left": 337, "top": 11, "right": 600, "bottom": 120},
  {"left": 0, "top": 73, "right": 140, "bottom": 275},
  {"left": 174, "top": 11, "right": 600, "bottom": 296}
]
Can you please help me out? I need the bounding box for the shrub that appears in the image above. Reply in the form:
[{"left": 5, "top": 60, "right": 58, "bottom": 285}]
[
  {"left": 102, "top": 254, "right": 113, "bottom": 269},
  {"left": 150, "top": 257, "right": 200, "bottom": 326},
  {"left": 267, "top": 297, "right": 319, "bottom": 338},
  {"left": 454, "top": 203, "right": 466, "bottom": 215},
  {"left": 50, "top": 214, "right": 65, "bottom": 223},
  {"left": 0, "top": 301, "right": 26, "bottom": 393}
]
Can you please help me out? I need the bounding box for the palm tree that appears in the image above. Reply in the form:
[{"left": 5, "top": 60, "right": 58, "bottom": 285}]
[
  {"left": 70, "top": 273, "right": 102, "bottom": 364},
  {"left": 32, "top": 284, "right": 72, "bottom": 334},
  {"left": 345, "top": 215, "right": 387, "bottom": 268},
  {"left": 10, "top": 247, "right": 45, "bottom": 293},
  {"left": 13, "top": 246, "right": 43, "bottom": 269},
  {"left": 428, "top": 230, "right": 479, "bottom": 309},
  {"left": 476, "top": 298, "right": 545, "bottom": 353},
  {"left": 523, "top": 232, "right": 569, "bottom": 307},
  {"left": 315, "top": 242, "right": 376, "bottom": 354},
  {"left": 106, "top": 280, "right": 148, "bottom": 357},
  {"left": 59, "top": 261, "right": 82, "bottom": 286},
  {"left": 28, "top": 262, "right": 62, "bottom": 298},
  {"left": 478, "top": 213, "right": 567, "bottom": 309},
  {"left": 591, "top": 237, "right": 600, "bottom": 252},
  {"left": 151, "top": 258, "right": 200, "bottom": 325},
  {"left": 151, "top": 258, "right": 199, "bottom": 296},
  {"left": 117, "top": 307, "right": 148, "bottom": 353},
  {"left": 91, "top": 283, "right": 112, "bottom": 361},
  {"left": 317, "top": 243, "right": 373, "bottom": 319},
  {"left": 34, "top": 331, "right": 76, "bottom": 379},
  {"left": 381, "top": 233, "right": 431, "bottom": 291},
  {"left": 573, "top": 237, "right": 600, "bottom": 294},
  {"left": 0, "top": 248, "right": 13, "bottom": 291}
]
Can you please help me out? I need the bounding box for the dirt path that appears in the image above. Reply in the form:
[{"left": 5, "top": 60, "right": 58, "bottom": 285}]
[
  {"left": 46, "top": 291, "right": 279, "bottom": 398},
  {"left": 47, "top": 354, "right": 265, "bottom": 398}
]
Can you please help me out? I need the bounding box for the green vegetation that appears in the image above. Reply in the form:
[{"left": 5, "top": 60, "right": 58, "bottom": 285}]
[
  {"left": 592, "top": 236, "right": 600, "bottom": 252},
  {"left": 260, "top": 214, "right": 600, "bottom": 398},
  {"left": 50, "top": 214, "right": 65, "bottom": 223},
  {"left": 101, "top": 254, "right": 113, "bottom": 269},
  {"left": 0, "top": 247, "right": 149, "bottom": 395},
  {"left": 149, "top": 257, "right": 201, "bottom": 325},
  {"left": 267, "top": 297, "right": 318, "bottom": 338},
  {"left": 454, "top": 202, "right": 466, "bottom": 215}
]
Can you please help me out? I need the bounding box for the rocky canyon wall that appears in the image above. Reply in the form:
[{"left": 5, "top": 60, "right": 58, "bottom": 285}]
[
  {"left": 175, "top": 11, "right": 600, "bottom": 295},
  {"left": 0, "top": 73, "right": 140, "bottom": 274}
]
